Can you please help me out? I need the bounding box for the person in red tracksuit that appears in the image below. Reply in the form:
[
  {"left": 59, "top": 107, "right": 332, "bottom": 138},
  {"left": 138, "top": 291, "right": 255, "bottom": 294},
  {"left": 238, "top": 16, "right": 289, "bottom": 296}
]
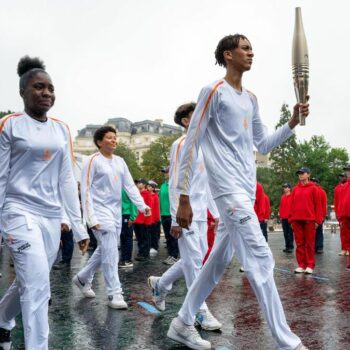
[
  {"left": 338, "top": 165, "right": 350, "bottom": 268},
  {"left": 134, "top": 179, "right": 153, "bottom": 261},
  {"left": 279, "top": 183, "right": 294, "bottom": 253},
  {"left": 147, "top": 180, "right": 161, "bottom": 256},
  {"left": 334, "top": 172, "right": 347, "bottom": 255},
  {"left": 289, "top": 167, "right": 322, "bottom": 274},
  {"left": 254, "top": 182, "right": 268, "bottom": 241},
  {"left": 311, "top": 177, "right": 328, "bottom": 254}
]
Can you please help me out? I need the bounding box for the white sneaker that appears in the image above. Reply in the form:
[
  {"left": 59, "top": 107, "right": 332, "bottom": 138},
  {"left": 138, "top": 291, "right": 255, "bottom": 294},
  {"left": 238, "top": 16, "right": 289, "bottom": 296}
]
[
  {"left": 150, "top": 248, "right": 158, "bottom": 256},
  {"left": 148, "top": 276, "right": 167, "bottom": 311},
  {"left": 163, "top": 256, "right": 178, "bottom": 265},
  {"left": 304, "top": 267, "right": 314, "bottom": 274},
  {"left": 108, "top": 294, "right": 128, "bottom": 309},
  {"left": 167, "top": 317, "right": 211, "bottom": 350},
  {"left": 239, "top": 266, "right": 245, "bottom": 272},
  {"left": 294, "top": 267, "right": 305, "bottom": 273},
  {"left": 195, "top": 309, "right": 222, "bottom": 331},
  {"left": 72, "top": 275, "right": 96, "bottom": 298},
  {"left": 0, "top": 342, "right": 12, "bottom": 350},
  {"left": 294, "top": 343, "right": 309, "bottom": 350}
]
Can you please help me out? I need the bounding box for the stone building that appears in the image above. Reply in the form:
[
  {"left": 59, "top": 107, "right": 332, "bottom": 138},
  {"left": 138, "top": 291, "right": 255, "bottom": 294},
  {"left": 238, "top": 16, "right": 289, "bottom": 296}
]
[
  {"left": 73, "top": 117, "right": 182, "bottom": 163},
  {"left": 74, "top": 117, "right": 270, "bottom": 166}
]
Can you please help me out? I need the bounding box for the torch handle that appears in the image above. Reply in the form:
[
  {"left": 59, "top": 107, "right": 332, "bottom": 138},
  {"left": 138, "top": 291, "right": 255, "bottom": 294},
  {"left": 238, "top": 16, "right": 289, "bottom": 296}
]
[{"left": 299, "top": 109, "right": 306, "bottom": 126}]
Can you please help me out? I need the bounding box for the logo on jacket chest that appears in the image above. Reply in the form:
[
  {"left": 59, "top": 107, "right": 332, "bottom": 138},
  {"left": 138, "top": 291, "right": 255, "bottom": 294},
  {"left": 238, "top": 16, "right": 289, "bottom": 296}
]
[
  {"left": 243, "top": 117, "right": 249, "bottom": 130},
  {"left": 42, "top": 149, "right": 52, "bottom": 161}
]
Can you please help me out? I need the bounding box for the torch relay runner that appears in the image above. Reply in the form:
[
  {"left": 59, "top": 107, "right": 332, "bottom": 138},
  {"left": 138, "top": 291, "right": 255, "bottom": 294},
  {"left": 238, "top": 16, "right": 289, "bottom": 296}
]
[
  {"left": 166, "top": 34, "right": 310, "bottom": 350},
  {"left": 0, "top": 56, "right": 89, "bottom": 350},
  {"left": 148, "top": 103, "right": 221, "bottom": 331},
  {"left": 73, "top": 126, "right": 150, "bottom": 309}
]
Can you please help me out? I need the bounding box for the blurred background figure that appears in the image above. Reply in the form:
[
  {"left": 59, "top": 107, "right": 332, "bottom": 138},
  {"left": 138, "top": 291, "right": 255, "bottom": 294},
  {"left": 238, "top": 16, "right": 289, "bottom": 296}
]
[
  {"left": 279, "top": 183, "right": 294, "bottom": 253},
  {"left": 159, "top": 166, "right": 179, "bottom": 265}
]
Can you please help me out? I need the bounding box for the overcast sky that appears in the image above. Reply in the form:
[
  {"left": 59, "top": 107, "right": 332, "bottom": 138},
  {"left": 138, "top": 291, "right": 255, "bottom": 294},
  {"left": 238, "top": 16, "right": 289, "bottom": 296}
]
[{"left": 1, "top": 0, "right": 349, "bottom": 152}]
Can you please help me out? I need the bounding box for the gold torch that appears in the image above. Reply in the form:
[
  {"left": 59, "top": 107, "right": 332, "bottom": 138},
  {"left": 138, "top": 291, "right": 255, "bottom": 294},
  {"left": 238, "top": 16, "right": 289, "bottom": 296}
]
[{"left": 292, "top": 7, "right": 309, "bottom": 126}]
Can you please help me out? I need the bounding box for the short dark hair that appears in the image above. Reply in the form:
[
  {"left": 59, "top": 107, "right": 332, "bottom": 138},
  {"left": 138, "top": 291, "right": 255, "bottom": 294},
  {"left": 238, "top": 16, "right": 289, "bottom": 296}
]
[
  {"left": 215, "top": 34, "right": 249, "bottom": 67},
  {"left": 174, "top": 102, "right": 196, "bottom": 127},
  {"left": 93, "top": 126, "right": 116, "bottom": 148},
  {"left": 17, "top": 56, "right": 47, "bottom": 90}
]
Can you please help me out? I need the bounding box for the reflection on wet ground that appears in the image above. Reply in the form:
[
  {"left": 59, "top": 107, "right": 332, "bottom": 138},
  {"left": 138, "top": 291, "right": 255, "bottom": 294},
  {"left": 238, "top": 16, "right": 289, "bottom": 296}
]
[{"left": 0, "top": 230, "right": 349, "bottom": 349}]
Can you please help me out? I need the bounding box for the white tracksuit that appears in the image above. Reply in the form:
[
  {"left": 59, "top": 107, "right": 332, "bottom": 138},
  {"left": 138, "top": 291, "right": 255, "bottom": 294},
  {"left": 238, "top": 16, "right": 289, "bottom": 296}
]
[
  {"left": 158, "top": 135, "right": 219, "bottom": 307},
  {"left": 0, "top": 112, "right": 88, "bottom": 350},
  {"left": 176, "top": 80, "right": 301, "bottom": 350},
  {"left": 77, "top": 152, "right": 147, "bottom": 296}
]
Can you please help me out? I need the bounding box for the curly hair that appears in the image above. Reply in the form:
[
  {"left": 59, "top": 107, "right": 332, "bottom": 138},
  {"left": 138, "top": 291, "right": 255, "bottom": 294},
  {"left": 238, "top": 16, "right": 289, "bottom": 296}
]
[
  {"left": 214, "top": 34, "right": 249, "bottom": 67},
  {"left": 174, "top": 102, "right": 196, "bottom": 127},
  {"left": 93, "top": 126, "right": 117, "bottom": 149},
  {"left": 17, "top": 56, "right": 47, "bottom": 90}
]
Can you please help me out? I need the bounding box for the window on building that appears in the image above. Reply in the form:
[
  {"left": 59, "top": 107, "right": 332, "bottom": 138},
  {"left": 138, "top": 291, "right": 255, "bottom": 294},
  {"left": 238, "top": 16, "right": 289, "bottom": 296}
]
[{"left": 85, "top": 130, "right": 92, "bottom": 137}]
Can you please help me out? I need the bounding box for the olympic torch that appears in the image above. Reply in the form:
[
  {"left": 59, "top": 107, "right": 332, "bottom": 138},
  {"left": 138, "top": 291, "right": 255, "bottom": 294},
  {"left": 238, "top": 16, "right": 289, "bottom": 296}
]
[{"left": 292, "top": 7, "right": 309, "bottom": 126}]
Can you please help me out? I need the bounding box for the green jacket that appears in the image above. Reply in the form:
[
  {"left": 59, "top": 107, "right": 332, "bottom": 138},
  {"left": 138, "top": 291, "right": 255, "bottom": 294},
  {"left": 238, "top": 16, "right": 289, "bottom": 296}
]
[
  {"left": 122, "top": 189, "right": 138, "bottom": 221},
  {"left": 159, "top": 181, "right": 170, "bottom": 216}
]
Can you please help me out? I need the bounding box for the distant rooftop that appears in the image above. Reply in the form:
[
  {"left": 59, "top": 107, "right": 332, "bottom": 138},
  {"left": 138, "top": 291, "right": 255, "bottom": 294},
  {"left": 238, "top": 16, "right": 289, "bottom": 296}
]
[{"left": 77, "top": 117, "right": 181, "bottom": 138}]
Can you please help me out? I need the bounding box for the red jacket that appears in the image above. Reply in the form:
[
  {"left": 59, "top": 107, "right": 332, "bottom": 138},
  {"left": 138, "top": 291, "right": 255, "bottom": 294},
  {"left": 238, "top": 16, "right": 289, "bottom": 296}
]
[
  {"left": 254, "top": 182, "right": 266, "bottom": 222},
  {"left": 134, "top": 190, "right": 152, "bottom": 225},
  {"left": 288, "top": 182, "right": 323, "bottom": 224},
  {"left": 149, "top": 192, "right": 160, "bottom": 223},
  {"left": 339, "top": 180, "right": 350, "bottom": 218},
  {"left": 316, "top": 185, "right": 327, "bottom": 220},
  {"left": 279, "top": 193, "right": 292, "bottom": 219},
  {"left": 264, "top": 194, "right": 271, "bottom": 220},
  {"left": 334, "top": 183, "right": 345, "bottom": 218}
]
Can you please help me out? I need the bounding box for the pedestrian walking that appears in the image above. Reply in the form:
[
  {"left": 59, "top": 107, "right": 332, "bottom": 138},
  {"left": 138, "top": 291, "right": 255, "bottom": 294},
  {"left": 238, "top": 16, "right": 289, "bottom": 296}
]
[
  {"left": 167, "top": 34, "right": 310, "bottom": 350},
  {"left": 0, "top": 56, "right": 89, "bottom": 350}
]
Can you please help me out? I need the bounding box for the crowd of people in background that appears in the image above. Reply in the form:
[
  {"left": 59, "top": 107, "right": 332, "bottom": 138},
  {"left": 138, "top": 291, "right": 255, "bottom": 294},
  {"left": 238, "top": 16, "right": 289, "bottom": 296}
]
[{"left": 52, "top": 157, "right": 350, "bottom": 279}]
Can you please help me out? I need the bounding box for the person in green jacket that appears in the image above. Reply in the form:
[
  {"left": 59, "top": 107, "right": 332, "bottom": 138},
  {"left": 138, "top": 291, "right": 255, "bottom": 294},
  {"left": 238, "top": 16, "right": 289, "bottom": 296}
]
[
  {"left": 119, "top": 189, "right": 138, "bottom": 268},
  {"left": 159, "top": 167, "right": 179, "bottom": 265}
]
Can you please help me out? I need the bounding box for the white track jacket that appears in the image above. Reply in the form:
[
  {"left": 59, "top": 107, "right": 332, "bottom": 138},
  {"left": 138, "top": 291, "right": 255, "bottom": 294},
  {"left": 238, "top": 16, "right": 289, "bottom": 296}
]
[
  {"left": 81, "top": 152, "right": 147, "bottom": 229},
  {"left": 0, "top": 112, "right": 88, "bottom": 242},
  {"left": 177, "top": 79, "right": 295, "bottom": 200},
  {"left": 169, "top": 135, "right": 219, "bottom": 226}
]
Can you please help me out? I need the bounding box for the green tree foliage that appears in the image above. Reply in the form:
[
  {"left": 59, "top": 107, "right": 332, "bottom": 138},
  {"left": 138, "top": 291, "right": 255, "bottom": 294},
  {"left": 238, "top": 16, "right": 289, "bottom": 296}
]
[
  {"left": 142, "top": 134, "right": 181, "bottom": 184},
  {"left": 0, "top": 111, "right": 14, "bottom": 119},
  {"left": 259, "top": 104, "right": 349, "bottom": 214},
  {"left": 296, "top": 136, "right": 348, "bottom": 204},
  {"left": 269, "top": 104, "right": 299, "bottom": 186},
  {"left": 114, "top": 142, "right": 142, "bottom": 179},
  {"left": 256, "top": 167, "right": 280, "bottom": 216}
]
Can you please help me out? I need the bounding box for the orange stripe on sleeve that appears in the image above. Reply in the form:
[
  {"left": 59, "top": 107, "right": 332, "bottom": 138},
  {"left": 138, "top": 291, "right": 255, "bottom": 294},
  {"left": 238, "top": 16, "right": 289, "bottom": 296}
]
[
  {"left": 0, "top": 113, "right": 23, "bottom": 134},
  {"left": 85, "top": 153, "right": 99, "bottom": 224},
  {"left": 180, "top": 81, "right": 223, "bottom": 193},
  {"left": 49, "top": 117, "right": 76, "bottom": 162}
]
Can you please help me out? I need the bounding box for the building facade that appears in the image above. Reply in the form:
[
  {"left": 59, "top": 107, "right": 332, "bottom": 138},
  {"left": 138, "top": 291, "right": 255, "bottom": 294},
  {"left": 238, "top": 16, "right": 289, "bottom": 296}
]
[
  {"left": 74, "top": 117, "right": 270, "bottom": 166},
  {"left": 73, "top": 117, "right": 182, "bottom": 163}
]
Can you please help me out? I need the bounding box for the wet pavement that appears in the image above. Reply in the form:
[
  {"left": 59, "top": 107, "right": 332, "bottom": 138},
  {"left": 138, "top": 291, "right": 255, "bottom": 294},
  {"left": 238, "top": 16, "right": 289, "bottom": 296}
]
[{"left": 0, "top": 229, "right": 349, "bottom": 350}]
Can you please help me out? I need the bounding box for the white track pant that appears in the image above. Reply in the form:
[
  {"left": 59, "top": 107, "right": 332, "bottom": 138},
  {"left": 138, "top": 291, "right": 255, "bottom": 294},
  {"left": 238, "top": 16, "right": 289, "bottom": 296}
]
[
  {"left": 178, "top": 194, "right": 301, "bottom": 350},
  {"left": 0, "top": 210, "right": 61, "bottom": 350},
  {"left": 158, "top": 221, "right": 208, "bottom": 311},
  {"left": 77, "top": 225, "right": 122, "bottom": 296}
]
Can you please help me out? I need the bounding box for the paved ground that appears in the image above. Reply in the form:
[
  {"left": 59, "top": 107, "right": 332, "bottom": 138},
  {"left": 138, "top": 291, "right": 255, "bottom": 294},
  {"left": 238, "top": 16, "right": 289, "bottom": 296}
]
[{"left": 0, "top": 230, "right": 349, "bottom": 350}]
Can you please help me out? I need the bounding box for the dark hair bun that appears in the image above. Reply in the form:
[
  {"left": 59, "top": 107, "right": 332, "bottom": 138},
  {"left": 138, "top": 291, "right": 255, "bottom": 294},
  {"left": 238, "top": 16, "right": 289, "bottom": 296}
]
[{"left": 17, "top": 56, "right": 46, "bottom": 77}]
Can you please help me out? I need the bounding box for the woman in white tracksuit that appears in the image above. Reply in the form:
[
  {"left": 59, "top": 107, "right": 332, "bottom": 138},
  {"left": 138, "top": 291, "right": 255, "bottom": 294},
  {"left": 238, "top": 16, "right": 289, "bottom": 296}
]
[
  {"left": 167, "top": 35, "right": 310, "bottom": 350},
  {"left": 73, "top": 126, "right": 149, "bottom": 309},
  {"left": 0, "top": 56, "right": 89, "bottom": 350},
  {"left": 148, "top": 103, "right": 220, "bottom": 331}
]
